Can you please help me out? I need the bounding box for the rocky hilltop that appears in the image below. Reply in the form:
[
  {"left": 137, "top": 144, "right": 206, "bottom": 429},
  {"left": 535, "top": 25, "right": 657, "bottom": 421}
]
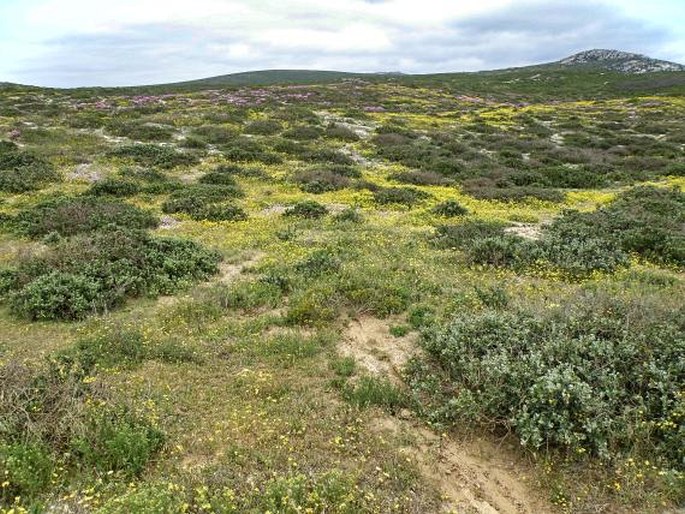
[{"left": 559, "top": 49, "right": 685, "bottom": 73}]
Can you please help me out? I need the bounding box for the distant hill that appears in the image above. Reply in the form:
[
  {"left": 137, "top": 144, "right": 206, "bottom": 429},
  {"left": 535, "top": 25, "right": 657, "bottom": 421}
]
[
  {"left": 173, "top": 69, "right": 370, "bottom": 88},
  {"left": 556, "top": 49, "right": 685, "bottom": 73}
]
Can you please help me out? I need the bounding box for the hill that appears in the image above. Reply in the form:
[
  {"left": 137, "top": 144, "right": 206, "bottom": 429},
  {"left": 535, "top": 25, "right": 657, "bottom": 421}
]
[{"left": 557, "top": 49, "right": 685, "bottom": 73}]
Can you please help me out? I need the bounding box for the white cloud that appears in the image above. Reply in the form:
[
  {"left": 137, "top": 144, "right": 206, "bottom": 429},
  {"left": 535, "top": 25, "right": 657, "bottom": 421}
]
[{"left": 1, "top": 0, "right": 683, "bottom": 86}]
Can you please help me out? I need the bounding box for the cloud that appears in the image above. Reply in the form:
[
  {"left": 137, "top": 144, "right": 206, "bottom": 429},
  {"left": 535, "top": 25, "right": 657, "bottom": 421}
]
[{"left": 4, "top": 0, "right": 684, "bottom": 86}]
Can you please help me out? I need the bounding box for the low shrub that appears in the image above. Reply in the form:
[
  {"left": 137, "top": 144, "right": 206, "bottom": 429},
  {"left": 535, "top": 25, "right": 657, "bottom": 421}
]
[
  {"left": 432, "top": 220, "right": 508, "bottom": 249},
  {"left": 325, "top": 124, "right": 360, "bottom": 141},
  {"left": 6, "top": 226, "right": 221, "bottom": 320},
  {"left": 431, "top": 200, "right": 468, "bottom": 217},
  {"left": 243, "top": 119, "right": 282, "bottom": 135},
  {"left": 412, "top": 293, "right": 685, "bottom": 472},
  {"left": 107, "top": 144, "right": 199, "bottom": 169},
  {"left": 373, "top": 187, "right": 432, "bottom": 206},
  {"left": 0, "top": 144, "right": 60, "bottom": 193},
  {"left": 390, "top": 170, "right": 453, "bottom": 186},
  {"left": 14, "top": 196, "right": 158, "bottom": 238},
  {"left": 106, "top": 121, "right": 174, "bottom": 142},
  {"left": 283, "top": 200, "right": 328, "bottom": 219},
  {"left": 293, "top": 168, "right": 352, "bottom": 193},
  {"left": 283, "top": 126, "right": 323, "bottom": 140},
  {"left": 88, "top": 178, "right": 141, "bottom": 197}
]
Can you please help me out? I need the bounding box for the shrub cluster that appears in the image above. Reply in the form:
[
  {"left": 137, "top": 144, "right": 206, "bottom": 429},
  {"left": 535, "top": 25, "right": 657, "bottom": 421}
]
[
  {"left": 107, "top": 144, "right": 198, "bottom": 169},
  {"left": 412, "top": 293, "right": 684, "bottom": 472},
  {"left": 373, "top": 187, "right": 432, "bottom": 206},
  {"left": 14, "top": 196, "right": 158, "bottom": 238},
  {"left": 161, "top": 184, "right": 246, "bottom": 222},
  {"left": 434, "top": 186, "right": 684, "bottom": 276},
  {"left": 5, "top": 225, "right": 221, "bottom": 320},
  {"left": 0, "top": 331, "right": 171, "bottom": 505},
  {"left": 0, "top": 141, "right": 60, "bottom": 193},
  {"left": 292, "top": 165, "right": 360, "bottom": 193}
]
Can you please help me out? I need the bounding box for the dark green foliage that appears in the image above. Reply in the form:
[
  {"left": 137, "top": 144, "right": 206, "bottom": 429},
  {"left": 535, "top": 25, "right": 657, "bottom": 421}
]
[
  {"left": 544, "top": 186, "right": 685, "bottom": 268},
  {"left": 162, "top": 184, "right": 245, "bottom": 221},
  {"left": 284, "top": 200, "right": 328, "bottom": 219},
  {"left": 190, "top": 204, "right": 248, "bottom": 222},
  {"left": 412, "top": 293, "right": 685, "bottom": 469},
  {"left": 466, "top": 236, "right": 539, "bottom": 269},
  {"left": 0, "top": 442, "right": 53, "bottom": 503},
  {"left": 14, "top": 196, "right": 158, "bottom": 238},
  {"left": 301, "top": 148, "right": 354, "bottom": 165},
  {"left": 333, "top": 207, "right": 363, "bottom": 224},
  {"left": 107, "top": 144, "right": 198, "bottom": 169},
  {"left": 431, "top": 200, "right": 468, "bottom": 217},
  {"left": 283, "top": 125, "right": 323, "bottom": 140},
  {"left": 6, "top": 226, "right": 221, "bottom": 320},
  {"left": 325, "top": 124, "right": 360, "bottom": 141},
  {"left": 432, "top": 220, "right": 508, "bottom": 249},
  {"left": 220, "top": 137, "right": 282, "bottom": 164},
  {"left": 106, "top": 120, "right": 175, "bottom": 142},
  {"left": 0, "top": 143, "right": 60, "bottom": 193},
  {"left": 390, "top": 170, "right": 453, "bottom": 186},
  {"left": 88, "top": 178, "right": 142, "bottom": 197},
  {"left": 244, "top": 119, "right": 282, "bottom": 135},
  {"left": 461, "top": 180, "right": 566, "bottom": 203},
  {"left": 189, "top": 125, "right": 238, "bottom": 145},
  {"left": 212, "top": 163, "right": 266, "bottom": 178},
  {"left": 71, "top": 408, "right": 165, "bottom": 477},
  {"left": 373, "top": 187, "right": 432, "bottom": 206},
  {"left": 198, "top": 171, "right": 238, "bottom": 186},
  {"left": 293, "top": 167, "right": 354, "bottom": 193},
  {"left": 295, "top": 250, "right": 341, "bottom": 276}
]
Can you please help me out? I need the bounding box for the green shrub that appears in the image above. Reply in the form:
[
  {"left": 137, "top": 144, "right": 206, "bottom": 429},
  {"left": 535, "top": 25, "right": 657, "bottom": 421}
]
[
  {"left": 0, "top": 442, "right": 53, "bottom": 504},
  {"left": 295, "top": 249, "right": 341, "bottom": 276},
  {"left": 413, "top": 294, "right": 685, "bottom": 469},
  {"left": 373, "top": 187, "right": 432, "bottom": 206},
  {"left": 301, "top": 148, "right": 355, "bottom": 165},
  {"left": 390, "top": 170, "right": 453, "bottom": 186},
  {"left": 283, "top": 200, "right": 328, "bottom": 219},
  {"left": 9, "top": 271, "right": 104, "bottom": 321},
  {"left": 244, "top": 119, "right": 282, "bottom": 135},
  {"left": 71, "top": 408, "right": 164, "bottom": 477},
  {"left": 432, "top": 220, "right": 508, "bottom": 249},
  {"left": 466, "top": 236, "right": 539, "bottom": 269},
  {"left": 189, "top": 125, "right": 238, "bottom": 145},
  {"left": 431, "top": 200, "right": 468, "bottom": 217},
  {"left": 293, "top": 168, "right": 352, "bottom": 193},
  {"left": 334, "top": 207, "right": 363, "bottom": 224},
  {"left": 107, "top": 144, "right": 198, "bottom": 169},
  {"left": 220, "top": 137, "right": 282, "bottom": 164},
  {"left": 325, "top": 124, "right": 360, "bottom": 141},
  {"left": 0, "top": 145, "right": 60, "bottom": 193},
  {"left": 106, "top": 121, "right": 174, "bottom": 142},
  {"left": 283, "top": 125, "right": 323, "bottom": 140},
  {"left": 6, "top": 226, "right": 221, "bottom": 320},
  {"left": 15, "top": 196, "right": 158, "bottom": 238},
  {"left": 88, "top": 178, "right": 141, "bottom": 197},
  {"left": 162, "top": 184, "right": 244, "bottom": 220},
  {"left": 198, "top": 171, "right": 238, "bottom": 186}
]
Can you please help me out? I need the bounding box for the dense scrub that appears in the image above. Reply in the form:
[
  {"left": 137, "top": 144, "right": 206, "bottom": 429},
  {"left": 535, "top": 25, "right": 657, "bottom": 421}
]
[
  {"left": 1, "top": 225, "right": 221, "bottom": 320},
  {"left": 408, "top": 290, "right": 684, "bottom": 488}
]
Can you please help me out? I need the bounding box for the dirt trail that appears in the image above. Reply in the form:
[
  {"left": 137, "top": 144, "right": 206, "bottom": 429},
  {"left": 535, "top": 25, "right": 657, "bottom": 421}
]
[{"left": 342, "top": 316, "right": 552, "bottom": 514}]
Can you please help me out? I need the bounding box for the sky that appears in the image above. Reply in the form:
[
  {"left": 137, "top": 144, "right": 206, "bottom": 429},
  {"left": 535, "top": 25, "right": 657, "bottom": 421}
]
[{"left": 1, "top": 0, "right": 684, "bottom": 87}]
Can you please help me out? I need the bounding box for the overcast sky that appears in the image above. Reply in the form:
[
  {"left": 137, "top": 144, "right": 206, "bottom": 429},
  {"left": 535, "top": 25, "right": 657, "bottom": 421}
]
[{"left": 1, "top": 0, "right": 684, "bottom": 87}]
